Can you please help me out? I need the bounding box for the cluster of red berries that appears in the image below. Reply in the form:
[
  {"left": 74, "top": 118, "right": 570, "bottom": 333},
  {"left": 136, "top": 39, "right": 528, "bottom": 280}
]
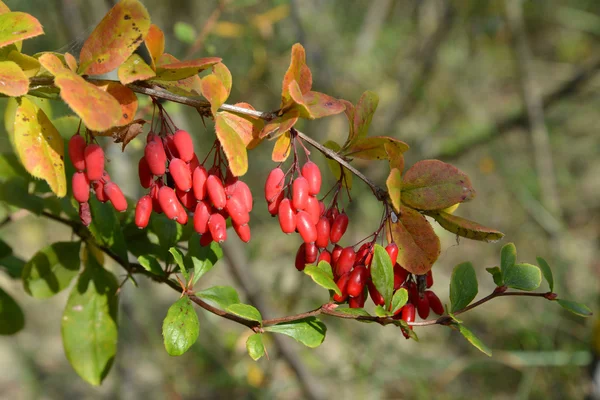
[
  {"left": 134, "top": 129, "right": 253, "bottom": 245},
  {"left": 68, "top": 134, "right": 127, "bottom": 226}
]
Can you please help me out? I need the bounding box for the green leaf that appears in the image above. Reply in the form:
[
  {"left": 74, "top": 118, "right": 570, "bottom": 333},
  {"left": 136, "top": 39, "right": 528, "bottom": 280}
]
[
  {"left": 22, "top": 241, "right": 81, "bottom": 298},
  {"left": 61, "top": 255, "right": 119, "bottom": 385},
  {"left": 88, "top": 198, "right": 128, "bottom": 264},
  {"left": 0, "top": 238, "right": 11, "bottom": 259},
  {"left": 394, "top": 319, "right": 419, "bottom": 341},
  {"left": 150, "top": 214, "right": 183, "bottom": 254},
  {"left": 303, "top": 263, "right": 340, "bottom": 296},
  {"left": 185, "top": 235, "right": 222, "bottom": 285},
  {"left": 168, "top": 247, "right": 187, "bottom": 281},
  {"left": 427, "top": 211, "right": 504, "bottom": 243},
  {"left": 226, "top": 303, "right": 262, "bottom": 324},
  {"left": 246, "top": 333, "right": 265, "bottom": 361},
  {"left": 536, "top": 256, "right": 554, "bottom": 292},
  {"left": 137, "top": 255, "right": 163, "bottom": 276},
  {"left": 0, "top": 178, "right": 44, "bottom": 214},
  {"left": 162, "top": 296, "right": 199, "bottom": 356},
  {"left": 332, "top": 307, "right": 372, "bottom": 319},
  {"left": 504, "top": 263, "right": 541, "bottom": 291},
  {"left": 174, "top": 22, "right": 196, "bottom": 44},
  {"left": 390, "top": 288, "right": 408, "bottom": 315},
  {"left": 264, "top": 317, "right": 327, "bottom": 348},
  {"left": 485, "top": 266, "right": 504, "bottom": 287},
  {"left": 0, "top": 254, "right": 25, "bottom": 279},
  {"left": 500, "top": 243, "right": 517, "bottom": 278},
  {"left": 556, "top": 299, "right": 592, "bottom": 317},
  {"left": 456, "top": 323, "right": 492, "bottom": 356},
  {"left": 0, "top": 286, "right": 25, "bottom": 335},
  {"left": 386, "top": 167, "right": 402, "bottom": 213},
  {"left": 449, "top": 262, "right": 478, "bottom": 312},
  {"left": 352, "top": 90, "right": 379, "bottom": 141},
  {"left": 195, "top": 286, "right": 240, "bottom": 309},
  {"left": 370, "top": 244, "right": 394, "bottom": 308},
  {"left": 0, "top": 12, "right": 44, "bottom": 48},
  {"left": 374, "top": 305, "right": 393, "bottom": 317}
]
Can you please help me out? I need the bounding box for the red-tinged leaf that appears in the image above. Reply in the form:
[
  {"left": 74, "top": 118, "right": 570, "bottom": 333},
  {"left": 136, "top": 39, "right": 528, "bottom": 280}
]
[
  {"left": 427, "top": 211, "right": 505, "bottom": 243},
  {"left": 386, "top": 205, "right": 440, "bottom": 275},
  {"left": 39, "top": 53, "right": 122, "bottom": 132},
  {"left": 343, "top": 136, "right": 409, "bottom": 160},
  {"left": 13, "top": 97, "right": 66, "bottom": 197},
  {"left": 92, "top": 81, "right": 138, "bottom": 126},
  {"left": 386, "top": 168, "right": 402, "bottom": 213},
  {"left": 64, "top": 52, "right": 77, "bottom": 72},
  {"left": 402, "top": 160, "right": 476, "bottom": 211},
  {"left": 78, "top": 0, "right": 150, "bottom": 75},
  {"left": 117, "top": 53, "right": 155, "bottom": 85},
  {"left": 7, "top": 50, "right": 39, "bottom": 77},
  {"left": 33, "top": 51, "right": 67, "bottom": 78},
  {"left": 144, "top": 24, "right": 164, "bottom": 70},
  {"left": 154, "top": 57, "right": 222, "bottom": 81},
  {"left": 288, "top": 83, "right": 346, "bottom": 120},
  {"left": 272, "top": 131, "right": 291, "bottom": 162},
  {"left": 219, "top": 104, "right": 264, "bottom": 149},
  {"left": 201, "top": 74, "right": 228, "bottom": 116},
  {"left": 0, "top": 2, "right": 10, "bottom": 14},
  {"left": 352, "top": 91, "right": 378, "bottom": 142},
  {"left": 213, "top": 63, "right": 232, "bottom": 92},
  {"left": 0, "top": 12, "right": 44, "bottom": 48},
  {"left": 385, "top": 142, "right": 405, "bottom": 172},
  {"left": 0, "top": 60, "right": 28, "bottom": 96},
  {"left": 323, "top": 140, "right": 352, "bottom": 189},
  {"left": 340, "top": 99, "right": 355, "bottom": 143},
  {"left": 260, "top": 110, "right": 299, "bottom": 139},
  {"left": 281, "top": 43, "right": 312, "bottom": 107},
  {"left": 215, "top": 112, "right": 248, "bottom": 177},
  {"left": 150, "top": 53, "right": 202, "bottom": 96}
]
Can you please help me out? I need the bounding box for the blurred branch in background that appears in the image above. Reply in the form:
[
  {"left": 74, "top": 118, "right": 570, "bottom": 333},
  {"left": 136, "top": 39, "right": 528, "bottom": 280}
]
[
  {"left": 354, "top": 0, "right": 394, "bottom": 59},
  {"left": 185, "top": 0, "right": 228, "bottom": 59}
]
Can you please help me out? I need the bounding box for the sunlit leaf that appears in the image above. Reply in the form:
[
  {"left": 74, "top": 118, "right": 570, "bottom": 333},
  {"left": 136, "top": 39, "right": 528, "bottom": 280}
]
[
  {"left": 215, "top": 112, "right": 248, "bottom": 176},
  {"left": 154, "top": 57, "right": 222, "bottom": 81},
  {"left": 259, "top": 110, "right": 298, "bottom": 139},
  {"left": 428, "top": 211, "right": 504, "bottom": 243},
  {"left": 385, "top": 142, "right": 405, "bottom": 172},
  {"left": 456, "top": 323, "right": 491, "bottom": 356},
  {"left": 225, "top": 303, "right": 262, "bottom": 324},
  {"left": 117, "top": 53, "right": 155, "bottom": 85},
  {"left": 150, "top": 53, "right": 203, "bottom": 96},
  {"left": 264, "top": 317, "right": 326, "bottom": 348},
  {"left": 0, "top": 2, "right": 10, "bottom": 14},
  {"left": 246, "top": 333, "right": 265, "bottom": 361},
  {"left": 63, "top": 52, "right": 77, "bottom": 72},
  {"left": 485, "top": 266, "right": 503, "bottom": 286},
  {"left": 195, "top": 286, "right": 240, "bottom": 309},
  {"left": 92, "top": 80, "right": 138, "bottom": 126},
  {"left": 390, "top": 288, "right": 408, "bottom": 315},
  {"left": 343, "top": 136, "right": 409, "bottom": 160},
  {"left": 137, "top": 254, "right": 163, "bottom": 276},
  {"left": 220, "top": 104, "right": 264, "bottom": 149},
  {"left": 386, "top": 168, "right": 402, "bottom": 213},
  {"left": 281, "top": 43, "right": 312, "bottom": 107},
  {"left": 371, "top": 244, "right": 395, "bottom": 308},
  {"left": 287, "top": 81, "right": 345, "bottom": 119},
  {"left": 143, "top": 24, "right": 164, "bottom": 70},
  {"left": 449, "top": 262, "right": 478, "bottom": 312},
  {"left": 201, "top": 74, "right": 228, "bottom": 116},
  {"left": 304, "top": 263, "right": 341, "bottom": 296},
  {"left": 169, "top": 247, "right": 187, "bottom": 281},
  {"left": 6, "top": 50, "right": 39, "bottom": 77},
  {"left": 0, "top": 12, "right": 43, "bottom": 48},
  {"left": 0, "top": 286, "right": 24, "bottom": 335},
  {"left": 162, "top": 296, "right": 199, "bottom": 356},
  {"left": 272, "top": 131, "right": 291, "bottom": 162},
  {"left": 0, "top": 60, "right": 27, "bottom": 96},
  {"left": 504, "top": 263, "right": 541, "bottom": 291},
  {"left": 185, "top": 236, "right": 223, "bottom": 285}
]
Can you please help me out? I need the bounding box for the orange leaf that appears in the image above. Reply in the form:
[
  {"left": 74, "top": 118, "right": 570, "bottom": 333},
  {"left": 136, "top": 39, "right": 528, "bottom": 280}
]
[
  {"left": 219, "top": 103, "right": 264, "bottom": 149},
  {"left": 0, "top": 12, "right": 44, "bottom": 48},
  {"left": 92, "top": 81, "right": 138, "bottom": 126},
  {"left": 78, "top": 0, "right": 150, "bottom": 76},
  {"left": 39, "top": 53, "right": 122, "bottom": 132},
  {"left": 272, "top": 131, "right": 291, "bottom": 162},
  {"left": 215, "top": 112, "right": 248, "bottom": 177},
  {"left": 260, "top": 110, "right": 299, "bottom": 139},
  {"left": 386, "top": 205, "right": 440, "bottom": 275},
  {"left": 13, "top": 97, "right": 66, "bottom": 197},
  {"left": 343, "top": 136, "right": 409, "bottom": 160},
  {"left": 149, "top": 53, "right": 203, "bottom": 96},
  {"left": 154, "top": 57, "right": 222, "bottom": 81},
  {"left": 144, "top": 24, "right": 164, "bottom": 70},
  {"left": 213, "top": 63, "right": 232, "bottom": 93},
  {"left": 385, "top": 142, "right": 404, "bottom": 172},
  {"left": 64, "top": 52, "right": 77, "bottom": 73},
  {"left": 386, "top": 168, "right": 402, "bottom": 214},
  {"left": 6, "top": 50, "right": 39, "bottom": 78},
  {"left": 0, "top": 1, "right": 10, "bottom": 14},
  {"left": 0, "top": 61, "right": 28, "bottom": 96},
  {"left": 301, "top": 91, "right": 346, "bottom": 119},
  {"left": 281, "top": 43, "right": 312, "bottom": 108},
  {"left": 427, "top": 211, "right": 504, "bottom": 243},
  {"left": 402, "top": 160, "right": 476, "bottom": 211},
  {"left": 201, "top": 74, "right": 228, "bottom": 116},
  {"left": 117, "top": 53, "right": 155, "bottom": 85}
]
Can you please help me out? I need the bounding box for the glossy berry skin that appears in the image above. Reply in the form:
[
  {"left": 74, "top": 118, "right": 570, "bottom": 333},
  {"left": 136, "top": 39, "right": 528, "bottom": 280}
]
[
  {"left": 192, "top": 166, "right": 208, "bottom": 201},
  {"left": 193, "top": 200, "right": 211, "bottom": 234},
  {"left": 386, "top": 243, "right": 399, "bottom": 266},
  {"left": 329, "top": 212, "right": 349, "bottom": 244},
  {"left": 232, "top": 181, "right": 253, "bottom": 212},
  {"left": 135, "top": 195, "right": 153, "bottom": 228},
  {"left": 103, "top": 181, "right": 127, "bottom": 212},
  {"left": 416, "top": 294, "right": 430, "bottom": 319},
  {"left": 72, "top": 172, "right": 90, "bottom": 203},
  {"left": 264, "top": 167, "right": 285, "bottom": 203},
  {"left": 267, "top": 191, "right": 284, "bottom": 216},
  {"left": 393, "top": 273, "right": 403, "bottom": 291},
  {"left": 292, "top": 176, "right": 309, "bottom": 211},
  {"left": 173, "top": 129, "right": 194, "bottom": 162},
  {"left": 401, "top": 303, "right": 416, "bottom": 325},
  {"left": 295, "top": 243, "right": 307, "bottom": 271},
  {"left": 296, "top": 211, "right": 318, "bottom": 243},
  {"left": 356, "top": 243, "right": 372, "bottom": 264},
  {"left": 199, "top": 230, "right": 213, "bottom": 247},
  {"left": 301, "top": 161, "right": 321, "bottom": 195},
  {"left": 335, "top": 247, "right": 356, "bottom": 278},
  {"left": 326, "top": 207, "right": 339, "bottom": 226},
  {"left": 163, "top": 135, "right": 179, "bottom": 159},
  {"left": 406, "top": 281, "right": 419, "bottom": 308},
  {"left": 425, "top": 290, "right": 444, "bottom": 315},
  {"left": 233, "top": 222, "right": 251, "bottom": 243},
  {"left": 347, "top": 265, "right": 369, "bottom": 298},
  {"left": 176, "top": 189, "right": 197, "bottom": 211},
  {"left": 394, "top": 263, "right": 409, "bottom": 284},
  {"left": 367, "top": 281, "right": 385, "bottom": 306},
  {"left": 144, "top": 140, "right": 167, "bottom": 176},
  {"left": 92, "top": 180, "right": 108, "bottom": 203},
  {"left": 305, "top": 242, "right": 318, "bottom": 264},
  {"left": 187, "top": 154, "right": 200, "bottom": 175},
  {"left": 68, "top": 135, "right": 86, "bottom": 171},
  {"left": 305, "top": 195, "right": 320, "bottom": 225},
  {"left": 315, "top": 217, "right": 330, "bottom": 249},
  {"left": 426, "top": 270, "right": 433, "bottom": 288},
  {"left": 158, "top": 186, "right": 180, "bottom": 220},
  {"left": 333, "top": 273, "right": 350, "bottom": 302},
  {"left": 83, "top": 144, "right": 105, "bottom": 181},
  {"left": 150, "top": 182, "right": 163, "bottom": 213},
  {"left": 138, "top": 157, "right": 154, "bottom": 189},
  {"left": 169, "top": 158, "right": 192, "bottom": 192},
  {"left": 317, "top": 250, "right": 331, "bottom": 264},
  {"left": 349, "top": 291, "right": 366, "bottom": 309},
  {"left": 206, "top": 175, "right": 227, "bottom": 210},
  {"left": 331, "top": 245, "right": 343, "bottom": 267},
  {"left": 226, "top": 195, "right": 250, "bottom": 226},
  {"left": 277, "top": 198, "right": 296, "bottom": 234},
  {"left": 208, "top": 213, "right": 227, "bottom": 243}
]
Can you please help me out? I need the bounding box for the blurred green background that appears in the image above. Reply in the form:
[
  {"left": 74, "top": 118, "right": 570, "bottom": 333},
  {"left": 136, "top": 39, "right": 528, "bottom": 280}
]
[{"left": 0, "top": 0, "right": 599, "bottom": 398}]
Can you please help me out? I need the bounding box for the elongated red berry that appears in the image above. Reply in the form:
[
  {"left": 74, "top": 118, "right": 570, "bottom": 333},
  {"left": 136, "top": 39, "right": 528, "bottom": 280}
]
[
  {"left": 135, "top": 195, "right": 152, "bottom": 228},
  {"left": 333, "top": 273, "right": 350, "bottom": 302},
  {"left": 425, "top": 291, "right": 444, "bottom": 315},
  {"left": 84, "top": 144, "right": 105, "bottom": 181},
  {"left": 386, "top": 243, "right": 399, "bottom": 266},
  {"left": 92, "top": 180, "right": 107, "bottom": 202},
  {"left": 177, "top": 208, "right": 188, "bottom": 225},
  {"left": 406, "top": 281, "right": 419, "bottom": 307},
  {"left": 319, "top": 201, "right": 325, "bottom": 217},
  {"left": 426, "top": 270, "right": 433, "bottom": 288},
  {"left": 79, "top": 201, "right": 91, "bottom": 226},
  {"left": 208, "top": 213, "right": 227, "bottom": 243},
  {"left": 315, "top": 217, "right": 330, "bottom": 248},
  {"left": 233, "top": 181, "right": 253, "bottom": 212},
  {"left": 177, "top": 188, "right": 197, "bottom": 210},
  {"left": 296, "top": 211, "right": 317, "bottom": 243},
  {"left": 150, "top": 182, "right": 163, "bottom": 213},
  {"left": 295, "top": 243, "right": 307, "bottom": 271},
  {"left": 144, "top": 140, "right": 167, "bottom": 176},
  {"left": 349, "top": 291, "right": 366, "bottom": 308},
  {"left": 200, "top": 230, "right": 213, "bottom": 247},
  {"left": 301, "top": 161, "right": 321, "bottom": 195},
  {"left": 347, "top": 265, "right": 369, "bottom": 298},
  {"left": 173, "top": 129, "right": 194, "bottom": 162},
  {"left": 326, "top": 207, "right": 339, "bottom": 225},
  {"left": 187, "top": 154, "right": 200, "bottom": 175},
  {"left": 394, "top": 263, "right": 409, "bottom": 284},
  {"left": 68, "top": 135, "right": 86, "bottom": 171},
  {"left": 331, "top": 245, "right": 343, "bottom": 267},
  {"left": 416, "top": 294, "right": 430, "bottom": 319},
  {"left": 103, "top": 181, "right": 127, "bottom": 212},
  {"left": 330, "top": 212, "right": 348, "bottom": 244},
  {"left": 169, "top": 158, "right": 192, "bottom": 192},
  {"left": 72, "top": 171, "right": 90, "bottom": 203},
  {"left": 193, "top": 200, "right": 211, "bottom": 234},
  {"left": 226, "top": 194, "right": 250, "bottom": 226},
  {"left": 277, "top": 198, "right": 296, "bottom": 234},
  {"left": 268, "top": 191, "right": 284, "bottom": 216},
  {"left": 305, "top": 195, "right": 320, "bottom": 225},
  {"left": 318, "top": 250, "right": 331, "bottom": 264},
  {"left": 138, "top": 157, "right": 153, "bottom": 188},
  {"left": 335, "top": 246, "right": 356, "bottom": 277},
  {"left": 158, "top": 186, "right": 180, "bottom": 220},
  {"left": 401, "top": 303, "right": 416, "bottom": 324},
  {"left": 394, "top": 273, "right": 403, "bottom": 290},
  {"left": 233, "top": 222, "right": 251, "bottom": 243},
  {"left": 206, "top": 175, "right": 227, "bottom": 209},
  {"left": 292, "top": 176, "right": 309, "bottom": 211},
  {"left": 356, "top": 243, "right": 372, "bottom": 264},
  {"left": 305, "top": 242, "right": 318, "bottom": 264},
  {"left": 265, "top": 167, "right": 285, "bottom": 203},
  {"left": 163, "top": 134, "right": 179, "bottom": 159},
  {"left": 368, "top": 281, "right": 385, "bottom": 306},
  {"left": 192, "top": 166, "right": 208, "bottom": 200}
]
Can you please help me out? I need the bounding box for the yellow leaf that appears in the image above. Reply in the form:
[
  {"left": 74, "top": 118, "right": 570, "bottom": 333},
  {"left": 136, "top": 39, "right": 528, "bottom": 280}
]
[
  {"left": 0, "top": 60, "right": 28, "bottom": 96},
  {"left": 213, "top": 21, "right": 245, "bottom": 38},
  {"left": 6, "top": 50, "right": 39, "bottom": 77},
  {"left": 272, "top": 131, "right": 291, "bottom": 162},
  {"left": 215, "top": 112, "right": 248, "bottom": 177},
  {"left": 117, "top": 53, "right": 156, "bottom": 85}
]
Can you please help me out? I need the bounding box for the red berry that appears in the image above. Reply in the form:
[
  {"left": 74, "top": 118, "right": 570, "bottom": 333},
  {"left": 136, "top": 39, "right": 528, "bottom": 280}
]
[
  {"left": 318, "top": 200, "right": 325, "bottom": 217},
  {"left": 135, "top": 195, "right": 152, "bottom": 228},
  {"left": 173, "top": 129, "right": 194, "bottom": 162},
  {"left": 92, "top": 180, "right": 107, "bottom": 202},
  {"left": 177, "top": 207, "right": 188, "bottom": 225},
  {"left": 356, "top": 243, "right": 372, "bottom": 264},
  {"left": 68, "top": 135, "right": 86, "bottom": 171},
  {"left": 386, "top": 243, "right": 399, "bottom": 266},
  {"left": 406, "top": 281, "right": 419, "bottom": 307},
  {"left": 367, "top": 281, "right": 385, "bottom": 306},
  {"left": 394, "top": 263, "right": 409, "bottom": 285},
  {"left": 187, "top": 154, "right": 200, "bottom": 175},
  {"left": 193, "top": 200, "right": 211, "bottom": 234},
  {"left": 206, "top": 175, "right": 227, "bottom": 210},
  {"left": 426, "top": 270, "right": 433, "bottom": 288},
  {"left": 301, "top": 161, "right": 321, "bottom": 195},
  {"left": 169, "top": 158, "right": 192, "bottom": 192},
  {"left": 177, "top": 188, "right": 197, "bottom": 210},
  {"left": 425, "top": 291, "right": 444, "bottom": 315},
  {"left": 192, "top": 166, "right": 208, "bottom": 200},
  {"left": 292, "top": 176, "right": 309, "bottom": 211},
  {"left": 315, "top": 217, "right": 330, "bottom": 248},
  {"left": 84, "top": 144, "right": 105, "bottom": 181},
  {"left": 103, "top": 181, "right": 127, "bottom": 212},
  {"left": 331, "top": 245, "right": 343, "bottom": 268},
  {"left": 226, "top": 194, "right": 250, "bottom": 226},
  {"left": 268, "top": 191, "right": 284, "bottom": 216},
  {"left": 264, "top": 167, "right": 285, "bottom": 203},
  {"left": 138, "top": 157, "right": 153, "bottom": 189},
  {"left": 305, "top": 195, "right": 320, "bottom": 225},
  {"left": 277, "top": 198, "right": 296, "bottom": 234},
  {"left": 296, "top": 211, "right": 318, "bottom": 243},
  {"left": 317, "top": 250, "right": 331, "bottom": 264},
  {"left": 72, "top": 171, "right": 90, "bottom": 203},
  {"left": 79, "top": 201, "right": 91, "bottom": 226},
  {"left": 295, "top": 243, "right": 307, "bottom": 271},
  {"left": 347, "top": 265, "right": 369, "bottom": 298},
  {"left": 330, "top": 212, "right": 348, "bottom": 244},
  {"left": 305, "top": 242, "right": 318, "bottom": 264},
  {"left": 416, "top": 294, "right": 430, "bottom": 319},
  {"left": 233, "top": 222, "right": 251, "bottom": 243},
  {"left": 326, "top": 207, "right": 339, "bottom": 226},
  {"left": 144, "top": 140, "right": 167, "bottom": 176},
  {"left": 233, "top": 181, "right": 253, "bottom": 212},
  {"left": 208, "top": 213, "right": 227, "bottom": 243},
  {"left": 158, "top": 186, "right": 180, "bottom": 220},
  {"left": 401, "top": 303, "right": 416, "bottom": 325},
  {"left": 150, "top": 182, "right": 163, "bottom": 213},
  {"left": 394, "top": 273, "right": 403, "bottom": 291},
  {"left": 335, "top": 247, "right": 356, "bottom": 277},
  {"left": 333, "top": 273, "right": 350, "bottom": 302},
  {"left": 349, "top": 291, "right": 366, "bottom": 309},
  {"left": 199, "top": 230, "right": 213, "bottom": 247},
  {"left": 163, "top": 134, "right": 179, "bottom": 159}
]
